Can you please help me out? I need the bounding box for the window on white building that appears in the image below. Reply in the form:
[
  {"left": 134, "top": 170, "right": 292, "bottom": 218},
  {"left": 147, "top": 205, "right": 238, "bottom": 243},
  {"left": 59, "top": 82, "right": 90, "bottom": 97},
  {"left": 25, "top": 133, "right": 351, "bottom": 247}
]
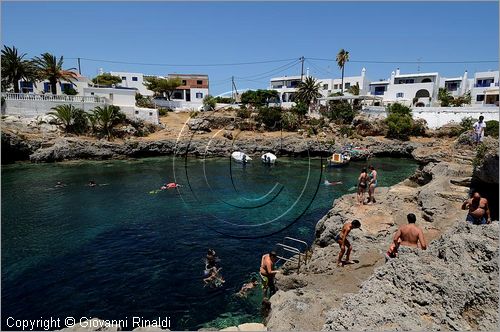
[
  {"left": 396, "top": 92, "right": 404, "bottom": 98},
  {"left": 121, "top": 76, "right": 126, "bottom": 80},
  {"left": 344, "top": 83, "right": 351, "bottom": 89},
  {"left": 334, "top": 84, "right": 339, "bottom": 89},
  {"left": 43, "top": 82, "right": 51, "bottom": 93},
  {"left": 196, "top": 92, "right": 203, "bottom": 98},
  {"left": 323, "top": 84, "right": 328, "bottom": 90},
  {"left": 182, "top": 80, "right": 187, "bottom": 85},
  {"left": 477, "top": 94, "right": 485, "bottom": 102},
  {"left": 132, "top": 77, "right": 138, "bottom": 81},
  {"left": 197, "top": 80, "right": 203, "bottom": 85}
]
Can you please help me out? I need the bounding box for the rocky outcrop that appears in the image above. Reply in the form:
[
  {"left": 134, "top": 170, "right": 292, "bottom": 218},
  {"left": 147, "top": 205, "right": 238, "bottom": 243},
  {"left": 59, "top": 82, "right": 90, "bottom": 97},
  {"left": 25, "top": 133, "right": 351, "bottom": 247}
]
[
  {"left": 265, "top": 147, "right": 495, "bottom": 330},
  {"left": 323, "top": 222, "right": 499, "bottom": 331},
  {"left": 473, "top": 137, "right": 499, "bottom": 185}
]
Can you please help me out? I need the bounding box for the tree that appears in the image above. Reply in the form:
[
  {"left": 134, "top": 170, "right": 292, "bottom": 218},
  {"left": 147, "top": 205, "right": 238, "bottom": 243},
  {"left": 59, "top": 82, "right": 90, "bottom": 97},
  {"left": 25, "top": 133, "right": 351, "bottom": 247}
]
[
  {"left": 91, "top": 105, "right": 125, "bottom": 139},
  {"left": 295, "top": 76, "right": 322, "bottom": 107},
  {"left": 256, "top": 106, "right": 282, "bottom": 130},
  {"left": 438, "top": 88, "right": 452, "bottom": 107},
  {"left": 336, "top": 49, "right": 350, "bottom": 93},
  {"left": 92, "top": 73, "right": 122, "bottom": 86},
  {"left": 49, "top": 104, "right": 88, "bottom": 134},
  {"left": 1, "top": 45, "right": 38, "bottom": 93},
  {"left": 347, "top": 82, "right": 360, "bottom": 95},
  {"left": 32, "top": 53, "right": 78, "bottom": 95},
  {"left": 241, "top": 89, "right": 279, "bottom": 107},
  {"left": 143, "top": 76, "right": 182, "bottom": 100}
]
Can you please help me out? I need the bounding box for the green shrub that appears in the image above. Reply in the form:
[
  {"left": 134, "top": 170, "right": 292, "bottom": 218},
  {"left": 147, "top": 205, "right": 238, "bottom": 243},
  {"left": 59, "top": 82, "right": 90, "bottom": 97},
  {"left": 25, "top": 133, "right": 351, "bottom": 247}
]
[
  {"left": 236, "top": 107, "right": 251, "bottom": 119},
  {"left": 485, "top": 120, "right": 499, "bottom": 138},
  {"left": 49, "top": 104, "right": 88, "bottom": 134},
  {"left": 387, "top": 103, "right": 412, "bottom": 116},
  {"left": 290, "top": 101, "right": 308, "bottom": 120},
  {"left": 411, "top": 118, "right": 427, "bottom": 137},
  {"left": 386, "top": 113, "right": 412, "bottom": 140},
  {"left": 90, "top": 105, "right": 125, "bottom": 140},
  {"left": 256, "top": 106, "right": 282, "bottom": 130},
  {"left": 339, "top": 125, "right": 353, "bottom": 137},
  {"left": 473, "top": 143, "right": 488, "bottom": 168},
  {"left": 189, "top": 110, "right": 199, "bottom": 118},
  {"left": 203, "top": 95, "right": 216, "bottom": 111},
  {"left": 281, "top": 111, "right": 299, "bottom": 131},
  {"left": 214, "top": 96, "right": 234, "bottom": 104},
  {"left": 158, "top": 108, "right": 169, "bottom": 116},
  {"left": 458, "top": 117, "right": 475, "bottom": 135}
]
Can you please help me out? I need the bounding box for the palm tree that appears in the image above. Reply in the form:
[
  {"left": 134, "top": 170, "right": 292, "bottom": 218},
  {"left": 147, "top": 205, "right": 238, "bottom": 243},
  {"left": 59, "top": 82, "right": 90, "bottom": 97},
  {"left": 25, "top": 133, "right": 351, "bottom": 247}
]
[
  {"left": 296, "top": 76, "right": 322, "bottom": 107},
  {"left": 347, "top": 82, "right": 360, "bottom": 95},
  {"left": 1, "top": 46, "right": 37, "bottom": 93},
  {"left": 49, "top": 104, "right": 88, "bottom": 134},
  {"left": 336, "top": 49, "right": 350, "bottom": 93},
  {"left": 91, "top": 105, "right": 125, "bottom": 139},
  {"left": 32, "top": 53, "right": 78, "bottom": 95}
]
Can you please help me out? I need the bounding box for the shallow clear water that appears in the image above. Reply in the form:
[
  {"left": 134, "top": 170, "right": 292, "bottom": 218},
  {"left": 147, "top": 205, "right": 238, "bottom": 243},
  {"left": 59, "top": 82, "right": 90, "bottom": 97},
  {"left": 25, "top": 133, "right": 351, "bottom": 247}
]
[{"left": 1, "top": 156, "right": 417, "bottom": 330}]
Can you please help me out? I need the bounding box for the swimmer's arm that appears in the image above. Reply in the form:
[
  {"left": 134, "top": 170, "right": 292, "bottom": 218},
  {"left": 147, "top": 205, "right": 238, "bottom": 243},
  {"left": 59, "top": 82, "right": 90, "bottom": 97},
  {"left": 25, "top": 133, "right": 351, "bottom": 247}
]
[{"left": 461, "top": 199, "right": 471, "bottom": 210}]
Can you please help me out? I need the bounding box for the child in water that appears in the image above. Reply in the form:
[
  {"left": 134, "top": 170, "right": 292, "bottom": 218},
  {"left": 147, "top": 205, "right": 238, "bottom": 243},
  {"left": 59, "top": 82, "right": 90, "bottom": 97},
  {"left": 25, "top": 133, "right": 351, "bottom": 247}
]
[{"left": 236, "top": 277, "right": 259, "bottom": 297}]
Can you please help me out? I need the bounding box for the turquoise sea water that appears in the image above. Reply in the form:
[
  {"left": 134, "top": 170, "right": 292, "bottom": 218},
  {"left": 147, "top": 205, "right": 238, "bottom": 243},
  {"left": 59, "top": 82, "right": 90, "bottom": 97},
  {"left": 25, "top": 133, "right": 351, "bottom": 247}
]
[{"left": 1, "top": 156, "right": 417, "bottom": 330}]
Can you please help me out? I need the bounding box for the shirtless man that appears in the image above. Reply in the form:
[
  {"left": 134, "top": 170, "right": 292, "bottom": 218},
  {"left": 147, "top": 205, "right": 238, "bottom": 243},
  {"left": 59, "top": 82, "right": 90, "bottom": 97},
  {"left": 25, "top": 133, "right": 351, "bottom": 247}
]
[
  {"left": 462, "top": 192, "right": 491, "bottom": 225},
  {"left": 335, "top": 219, "right": 362, "bottom": 266},
  {"left": 260, "top": 251, "right": 279, "bottom": 298},
  {"left": 392, "top": 213, "right": 427, "bottom": 250}
]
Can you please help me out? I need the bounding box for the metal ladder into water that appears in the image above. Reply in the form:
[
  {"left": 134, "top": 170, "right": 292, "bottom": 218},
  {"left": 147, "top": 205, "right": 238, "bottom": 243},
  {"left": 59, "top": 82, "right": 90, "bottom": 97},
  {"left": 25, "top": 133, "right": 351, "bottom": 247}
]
[{"left": 275, "top": 237, "right": 310, "bottom": 273}]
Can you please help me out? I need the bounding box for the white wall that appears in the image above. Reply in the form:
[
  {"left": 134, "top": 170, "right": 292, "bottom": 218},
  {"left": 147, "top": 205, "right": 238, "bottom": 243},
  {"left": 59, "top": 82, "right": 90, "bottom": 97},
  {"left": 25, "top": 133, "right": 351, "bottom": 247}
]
[
  {"left": 2, "top": 99, "right": 103, "bottom": 117},
  {"left": 83, "top": 87, "right": 136, "bottom": 106},
  {"left": 362, "top": 106, "right": 499, "bottom": 129}
]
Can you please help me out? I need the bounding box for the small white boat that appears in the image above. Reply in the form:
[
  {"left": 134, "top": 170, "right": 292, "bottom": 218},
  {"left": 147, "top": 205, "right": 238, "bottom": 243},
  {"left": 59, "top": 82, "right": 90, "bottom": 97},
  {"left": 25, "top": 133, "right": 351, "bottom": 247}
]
[
  {"left": 328, "top": 152, "right": 351, "bottom": 168},
  {"left": 231, "top": 151, "right": 252, "bottom": 163},
  {"left": 261, "top": 152, "right": 277, "bottom": 164}
]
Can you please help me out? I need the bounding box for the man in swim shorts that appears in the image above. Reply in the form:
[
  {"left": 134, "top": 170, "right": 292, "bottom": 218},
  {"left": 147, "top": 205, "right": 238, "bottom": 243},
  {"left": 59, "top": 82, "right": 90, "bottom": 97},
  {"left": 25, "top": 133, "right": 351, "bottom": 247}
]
[
  {"left": 462, "top": 191, "right": 491, "bottom": 225},
  {"left": 367, "top": 165, "right": 377, "bottom": 204},
  {"left": 335, "top": 220, "right": 362, "bottom": 267},
  {"left": 260, "top": 251, "right": 279, "bottom": 298},
  {"left": 392, "top": 213, "right": 427, "bottom": 250}
]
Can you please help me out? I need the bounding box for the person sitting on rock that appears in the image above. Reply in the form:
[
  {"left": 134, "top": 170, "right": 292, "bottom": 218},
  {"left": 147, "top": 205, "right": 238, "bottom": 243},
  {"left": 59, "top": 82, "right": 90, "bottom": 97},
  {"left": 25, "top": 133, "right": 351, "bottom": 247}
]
[
  {"left": 392, "top": 213, "right": 427, "bottom": 250},
  {"left": 385, "top": 238, "right": 402, "bottom": 262},
  {"left": 462, "top": 191, "right": 491, "bottom": 225},
  {"left": 335, "top": 220, "right": 362, "bottom": 267}
]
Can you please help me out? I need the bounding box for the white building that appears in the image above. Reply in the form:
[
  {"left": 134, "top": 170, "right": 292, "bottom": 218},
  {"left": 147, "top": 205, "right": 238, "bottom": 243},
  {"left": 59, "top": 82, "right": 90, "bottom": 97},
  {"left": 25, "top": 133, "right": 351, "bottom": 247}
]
[
  {"left": 18, "top": 75, "right": 91, "bottom": 95},
  {"left": 368, "top": 69, "right": 441, "bottom": 107},
  {"left": 154, "top": 74, "right": 210, "bottom": 110},
  {"left": 471, "top": 70, "right": 499, "bottom": 106},
  {"left": 269, "top": 68, "right": 369, "bottom": 108},
  {"left": 110, "top": 71, "right": 154, "bottom": 96},
  {"left": 439, "top": 71, "right": 472, "bottom": 98}
]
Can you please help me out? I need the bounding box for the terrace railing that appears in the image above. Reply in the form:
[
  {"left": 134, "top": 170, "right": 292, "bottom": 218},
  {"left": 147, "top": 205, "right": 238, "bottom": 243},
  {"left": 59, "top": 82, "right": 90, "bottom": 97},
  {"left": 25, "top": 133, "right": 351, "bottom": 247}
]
[{"left": 2, "top": 92, "right": 106, "bottom": 103}]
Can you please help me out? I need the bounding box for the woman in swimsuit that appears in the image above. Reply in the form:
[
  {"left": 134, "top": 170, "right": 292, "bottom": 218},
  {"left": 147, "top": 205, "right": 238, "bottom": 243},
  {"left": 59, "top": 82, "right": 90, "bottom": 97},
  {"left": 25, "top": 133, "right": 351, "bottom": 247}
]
[
  {"left": 357, "top": 168, "right": 369, "bottom": 205},
  {"left": 367, "top": 165, "right": 378, "bottom": 204}
]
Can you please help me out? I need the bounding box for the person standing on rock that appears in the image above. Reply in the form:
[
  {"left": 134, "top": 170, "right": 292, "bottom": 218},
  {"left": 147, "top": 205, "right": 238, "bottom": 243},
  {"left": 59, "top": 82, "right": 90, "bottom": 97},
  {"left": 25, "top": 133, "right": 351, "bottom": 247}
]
[
  {"left": 357, "top": 168, "right": 369, "bottom": 205},
  {"left": 462, "top": 192, "right": 491, "bottom": 225},
  {"left": 367, "top": 165, "right": 378, "bottom": 204},
  {"left": 335, "top": 220, "right": 362, "bottom": 266},
  {"left": 392, "top": 213, "right": 427, "bottom": 250},
  {"left": 260, "top": 251, "right": 279, "bottom": 298},
  {"left": 472, "top": 116, "right": 486, "bottom": 145}
]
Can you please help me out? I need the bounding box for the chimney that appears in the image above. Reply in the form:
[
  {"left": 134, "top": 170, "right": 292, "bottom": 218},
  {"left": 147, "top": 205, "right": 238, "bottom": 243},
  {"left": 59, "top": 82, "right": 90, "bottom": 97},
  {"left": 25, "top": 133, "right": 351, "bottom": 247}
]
[
  {"left": 396, "top": 68, "right": 400, "bottom": 76},
  {"left": 306, "top": 68, "right": 310, "bottom": 77},
  {"left": 391, "top": 71, "right": 396, "bottom": 84}
]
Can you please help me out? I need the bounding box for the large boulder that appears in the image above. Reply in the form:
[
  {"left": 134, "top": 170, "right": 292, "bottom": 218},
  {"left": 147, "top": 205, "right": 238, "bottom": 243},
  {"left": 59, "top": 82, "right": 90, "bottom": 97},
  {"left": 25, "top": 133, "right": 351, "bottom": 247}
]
[{"left": 188, "top": 118, "right": 211, "bottom": 132}]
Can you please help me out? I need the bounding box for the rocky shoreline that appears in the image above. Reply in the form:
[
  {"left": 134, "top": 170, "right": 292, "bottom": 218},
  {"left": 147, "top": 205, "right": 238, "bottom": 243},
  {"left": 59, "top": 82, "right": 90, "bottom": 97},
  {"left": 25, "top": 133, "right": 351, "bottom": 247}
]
[{"left": 265, "top": 137, "right": 499, "bottom": 331}]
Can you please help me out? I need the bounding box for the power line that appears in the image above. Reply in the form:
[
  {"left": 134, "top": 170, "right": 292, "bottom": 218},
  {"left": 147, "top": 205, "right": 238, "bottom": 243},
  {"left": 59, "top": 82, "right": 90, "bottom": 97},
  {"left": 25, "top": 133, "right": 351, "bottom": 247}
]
[
  {"left": 308, "top": 57, "right": 498, "bottom": 64},
  {"left": 68, "top": 57, "right": 299, "bottom": 67},
  {"left": 235, "top": 60, "right": 301, "bottom": 81}
]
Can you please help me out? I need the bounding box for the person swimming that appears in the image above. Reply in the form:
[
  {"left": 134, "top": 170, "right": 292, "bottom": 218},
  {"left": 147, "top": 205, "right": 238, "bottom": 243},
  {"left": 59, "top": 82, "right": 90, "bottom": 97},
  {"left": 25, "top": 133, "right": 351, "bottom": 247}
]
[
  {"left": 236, "top": 277, "right": 259, "bottom": 297},
  {"left": 88, "top": 180, "right": 97, "bottom": 187},
  {"left": 324, "top": 179, "right": 343, "bottom": 186}
]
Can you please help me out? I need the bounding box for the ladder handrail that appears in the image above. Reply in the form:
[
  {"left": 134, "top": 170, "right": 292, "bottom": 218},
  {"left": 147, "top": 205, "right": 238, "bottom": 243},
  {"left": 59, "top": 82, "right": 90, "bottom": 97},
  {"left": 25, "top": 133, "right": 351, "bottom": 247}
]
[
  {"left": 283, "top": 237, "right": 309, "bottom": 250},
  {"left": 276, "top": 243, "right": 301, "bottom": 254}
]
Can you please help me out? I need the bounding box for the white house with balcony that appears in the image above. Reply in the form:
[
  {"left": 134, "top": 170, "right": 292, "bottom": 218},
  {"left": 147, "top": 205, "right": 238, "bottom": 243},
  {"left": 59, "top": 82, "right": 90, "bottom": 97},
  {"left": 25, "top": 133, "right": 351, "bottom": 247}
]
[
  {"left": 439, "top": 71, "right": 472, "bottom": 98},
  {"left": 471, "top": 70, "right": 499, "bottom": 106},
  {"left": 270, "top": 68, "right": 369, "bottom": 108},
  {"left": 17, "top": 75, "right": 91, "bottom": 95}
]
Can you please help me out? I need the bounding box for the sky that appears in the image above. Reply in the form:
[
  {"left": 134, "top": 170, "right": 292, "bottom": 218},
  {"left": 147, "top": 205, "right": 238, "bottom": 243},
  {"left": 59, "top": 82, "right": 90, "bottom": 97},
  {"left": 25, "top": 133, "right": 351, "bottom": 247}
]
[{"left": 2, "top": 1, "right": 499, "bottom": 95}]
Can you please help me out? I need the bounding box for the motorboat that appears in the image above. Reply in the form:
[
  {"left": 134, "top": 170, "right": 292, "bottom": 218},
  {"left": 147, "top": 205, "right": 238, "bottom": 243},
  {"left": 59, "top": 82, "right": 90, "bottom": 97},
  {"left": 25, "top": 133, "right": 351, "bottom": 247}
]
[
  {"left": 231, "top": 151, "right": 252, "bottom": 163},
  {"left": 328, "top": 151, "right": 351, "bottom": 167},
  {"left": 261, "top": 152, "right": 277, "bottom": 164}
]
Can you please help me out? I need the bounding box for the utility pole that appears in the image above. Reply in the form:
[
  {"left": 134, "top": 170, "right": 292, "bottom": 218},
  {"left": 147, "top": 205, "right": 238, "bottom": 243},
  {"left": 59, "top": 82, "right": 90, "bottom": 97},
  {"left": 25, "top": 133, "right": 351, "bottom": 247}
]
[
  {"left": 232, "top": 77, "right": 239, "bottom": 103},
  {"left": 77, "top": 58, "right": 81, "bottom": 75},
  {"left": 231, "top": 76, "right": 234, "bottom": 102},
  {"left": 300, "top": 56, "right": 305, "bottom": 81}
]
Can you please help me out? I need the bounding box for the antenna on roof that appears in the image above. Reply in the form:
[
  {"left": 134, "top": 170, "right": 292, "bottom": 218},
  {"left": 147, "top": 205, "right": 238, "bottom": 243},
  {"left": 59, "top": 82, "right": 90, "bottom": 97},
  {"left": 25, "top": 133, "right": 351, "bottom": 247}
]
[{"left": 417, "top": 57, "right": 422, "bottom": 73}]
